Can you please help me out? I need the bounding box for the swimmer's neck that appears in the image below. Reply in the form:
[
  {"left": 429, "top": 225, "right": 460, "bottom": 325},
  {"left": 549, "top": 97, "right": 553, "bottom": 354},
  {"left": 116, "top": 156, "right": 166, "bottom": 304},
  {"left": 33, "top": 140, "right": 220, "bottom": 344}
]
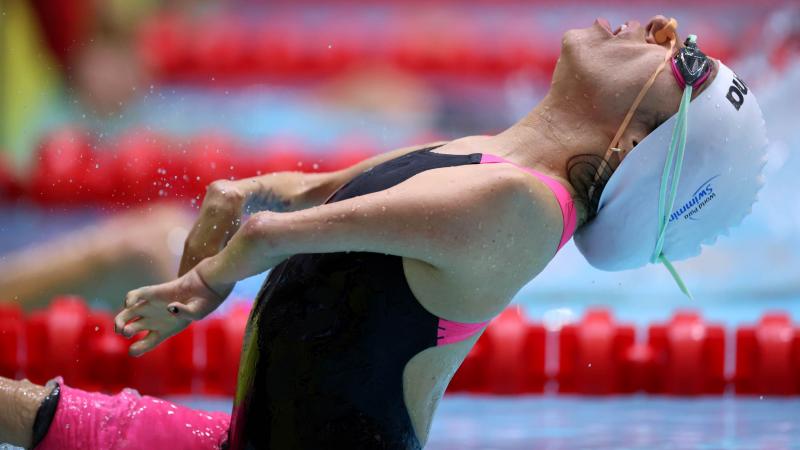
[{"left": 486, "top": 94, "right": 611, "bottom": 228}]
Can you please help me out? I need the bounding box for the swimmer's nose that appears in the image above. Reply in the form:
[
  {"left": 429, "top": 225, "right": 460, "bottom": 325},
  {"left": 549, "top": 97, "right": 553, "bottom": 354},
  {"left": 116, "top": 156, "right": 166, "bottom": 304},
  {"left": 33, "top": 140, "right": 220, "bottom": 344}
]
[{"left": 646, "top": 15, "right": 680, "bottom": 47}]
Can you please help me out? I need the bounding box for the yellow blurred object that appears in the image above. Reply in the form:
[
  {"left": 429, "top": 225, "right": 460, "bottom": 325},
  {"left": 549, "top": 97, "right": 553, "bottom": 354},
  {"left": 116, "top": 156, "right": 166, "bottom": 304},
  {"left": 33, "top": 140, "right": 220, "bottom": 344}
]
[{"left": 0, "top": 0, "right": 59, "bottom": 163}]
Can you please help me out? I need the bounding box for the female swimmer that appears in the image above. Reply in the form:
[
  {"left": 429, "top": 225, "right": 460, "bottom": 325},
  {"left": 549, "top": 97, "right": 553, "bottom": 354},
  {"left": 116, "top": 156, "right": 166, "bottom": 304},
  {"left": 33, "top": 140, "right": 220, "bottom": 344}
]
[{"left": 3, "top": 14, "right": 767, "bottom": 450}]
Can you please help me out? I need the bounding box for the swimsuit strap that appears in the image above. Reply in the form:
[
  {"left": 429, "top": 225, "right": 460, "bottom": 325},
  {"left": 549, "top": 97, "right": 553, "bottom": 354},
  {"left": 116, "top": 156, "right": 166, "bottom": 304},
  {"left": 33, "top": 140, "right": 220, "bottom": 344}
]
[{"left": 480, "top": 153, "right": 577, "bottom": 251}]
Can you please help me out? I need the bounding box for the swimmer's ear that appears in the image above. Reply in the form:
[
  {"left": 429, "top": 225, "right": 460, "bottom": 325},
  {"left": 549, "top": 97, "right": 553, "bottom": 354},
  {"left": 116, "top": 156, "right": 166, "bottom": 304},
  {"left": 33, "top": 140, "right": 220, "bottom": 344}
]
[
  {"left": 166, "top": 299, "right": 205, "bottom": 321},
  {"left": 617, "top": 122, "right": 649, "bottom": 158},
  {"left": 647, "top": 16, "right": 678, "bottom": 46}
]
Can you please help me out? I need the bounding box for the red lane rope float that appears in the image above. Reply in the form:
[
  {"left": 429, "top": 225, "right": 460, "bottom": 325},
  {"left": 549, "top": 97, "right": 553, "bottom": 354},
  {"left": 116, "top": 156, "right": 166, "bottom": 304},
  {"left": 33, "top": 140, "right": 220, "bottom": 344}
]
[
  {"left": 489, "top": 308, "right": 547, "bottom": 394},
  {"left": 4, "top": 297, "right": 800, "bottom": 396},
  {"left": 24, "top": 296, "right": 93, "bottom": 386},
  {"left": 28, "top": 128, "right": 96, "bottom": 205},
  {"left": 137, "top": 13, "right": 562, "bottom": 82},
  {"left": 135, "top": 13, "right": 740, "bottom": 83},
  {"left": 447, "top": 308, "right": 546, "bottom": 395},
  {"left": 736, "top": 313, "right": 800, "bottom": 396},
  {"left": 20, "top": 127, "right": 377, "bottom": 208},
  {"left": 648, "top": 311, "right": 726, "bottom": 395},
  {"left": 558, "top": 309, "right": 636, "bottom": 395}
]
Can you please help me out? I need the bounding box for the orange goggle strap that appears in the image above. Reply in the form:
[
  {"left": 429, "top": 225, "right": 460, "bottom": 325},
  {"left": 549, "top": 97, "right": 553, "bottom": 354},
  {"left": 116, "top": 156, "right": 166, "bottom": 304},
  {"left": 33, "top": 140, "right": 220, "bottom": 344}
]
[
  {"left": 587, "top": 20, "right": 678, "bottom": 200},
  {"left": 585, "top": 18, "right": 695, "bottom": 299}
]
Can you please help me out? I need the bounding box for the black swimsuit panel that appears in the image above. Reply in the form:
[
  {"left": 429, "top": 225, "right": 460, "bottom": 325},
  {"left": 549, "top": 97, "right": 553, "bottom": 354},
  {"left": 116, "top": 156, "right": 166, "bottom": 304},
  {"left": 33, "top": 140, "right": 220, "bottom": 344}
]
[{"left": 227, "top": 147, "right": 482, "bottom": 450}]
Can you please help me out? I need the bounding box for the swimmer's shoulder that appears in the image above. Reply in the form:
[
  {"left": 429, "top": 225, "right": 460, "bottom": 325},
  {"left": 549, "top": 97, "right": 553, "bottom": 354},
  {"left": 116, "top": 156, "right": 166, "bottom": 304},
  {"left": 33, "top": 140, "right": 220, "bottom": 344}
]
[
  {"left": 405, "top": 159, "right": 565, "bottom": 319},
  {"left": 422, "top": 135, "right": 566, "bottom": 267},
  {"left": 466, "top": 162, "right": 565, "bottom": 269}
]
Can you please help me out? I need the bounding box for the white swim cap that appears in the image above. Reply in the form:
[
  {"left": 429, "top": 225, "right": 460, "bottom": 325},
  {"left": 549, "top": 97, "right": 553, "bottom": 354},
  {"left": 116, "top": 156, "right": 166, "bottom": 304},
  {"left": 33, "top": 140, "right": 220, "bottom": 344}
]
[{"left": 575, "top": 61, "right": 768, "bottom": 278}]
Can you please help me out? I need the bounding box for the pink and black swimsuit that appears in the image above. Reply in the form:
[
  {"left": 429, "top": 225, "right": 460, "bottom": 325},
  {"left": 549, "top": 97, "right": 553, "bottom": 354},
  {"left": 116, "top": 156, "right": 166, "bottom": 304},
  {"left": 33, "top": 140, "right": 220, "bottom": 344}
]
[
  {"left": 228, "top": 146, "right": 577, "bottom": 449},
  {"left": 31, "top": 145, "right": 576, "bottom": 450}
]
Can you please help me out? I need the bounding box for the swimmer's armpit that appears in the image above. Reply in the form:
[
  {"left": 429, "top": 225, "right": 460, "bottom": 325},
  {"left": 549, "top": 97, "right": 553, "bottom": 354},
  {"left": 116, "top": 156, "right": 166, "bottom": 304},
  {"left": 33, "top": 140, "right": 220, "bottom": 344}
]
[{"left": 194, "top": 164, "right": 543, "bottom": 293}]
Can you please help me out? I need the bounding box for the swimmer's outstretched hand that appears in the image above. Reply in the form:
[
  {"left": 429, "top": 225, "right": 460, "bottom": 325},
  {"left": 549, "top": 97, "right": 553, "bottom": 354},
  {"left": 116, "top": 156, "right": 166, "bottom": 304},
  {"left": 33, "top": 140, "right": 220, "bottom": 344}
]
[{"left": 114, "top": 269, "right": 233, "bottom": 357}]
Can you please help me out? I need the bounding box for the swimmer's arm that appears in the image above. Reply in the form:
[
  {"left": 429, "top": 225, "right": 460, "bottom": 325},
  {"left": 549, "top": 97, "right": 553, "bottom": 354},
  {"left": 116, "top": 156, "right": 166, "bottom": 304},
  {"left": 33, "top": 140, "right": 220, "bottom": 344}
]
[
  {"left": 178, "top": 142, "right": 445, "bottom": 276},
  {"left": 194, "top": 165, "right": 558, "bottom": 297},
  {"left": 179, "top": 141, "right": 447, "bottom": 275}
]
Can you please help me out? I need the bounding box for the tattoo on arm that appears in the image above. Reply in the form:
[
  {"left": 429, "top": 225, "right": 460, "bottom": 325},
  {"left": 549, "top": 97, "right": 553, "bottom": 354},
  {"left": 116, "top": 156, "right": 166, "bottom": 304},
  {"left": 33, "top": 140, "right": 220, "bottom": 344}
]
[{"left": 244, "top": 190, "right": 291, "bottom": 214}]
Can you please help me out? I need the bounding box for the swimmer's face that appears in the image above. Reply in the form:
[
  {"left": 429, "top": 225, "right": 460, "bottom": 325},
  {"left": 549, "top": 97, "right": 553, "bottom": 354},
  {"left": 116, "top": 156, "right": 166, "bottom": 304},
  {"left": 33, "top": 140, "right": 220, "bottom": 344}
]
[{"left": 553, "top": 15, "right": 717, "bottom": 149}]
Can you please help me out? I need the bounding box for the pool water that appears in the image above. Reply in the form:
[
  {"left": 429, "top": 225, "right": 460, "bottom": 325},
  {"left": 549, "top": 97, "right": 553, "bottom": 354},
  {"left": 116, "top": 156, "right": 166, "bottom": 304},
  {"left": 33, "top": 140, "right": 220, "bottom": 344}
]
[
  {"left": 427, "top": 396, "right": 800, "bottom": 450},
  {"left": 167, "top": 395, "right": 800, "bottom": 450},
  {"left": 3, "top": 394, "right": 798, "bottom": 449}
]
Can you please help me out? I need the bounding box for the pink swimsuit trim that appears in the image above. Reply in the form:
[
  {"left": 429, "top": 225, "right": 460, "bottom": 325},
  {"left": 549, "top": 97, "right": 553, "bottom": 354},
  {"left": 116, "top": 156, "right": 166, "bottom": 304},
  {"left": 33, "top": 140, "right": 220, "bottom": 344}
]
[
  {"left": 36, "top": 377, "right": 230, "bottom": 450},
  {"left": 437, "top": 319, "right": 488, "bottom": 345},
  {"left": 479, "top": 153, "right": 577, "bottom": 251},
  {"left": 434, "top": 152, "right": 578, "bottom": 347}
]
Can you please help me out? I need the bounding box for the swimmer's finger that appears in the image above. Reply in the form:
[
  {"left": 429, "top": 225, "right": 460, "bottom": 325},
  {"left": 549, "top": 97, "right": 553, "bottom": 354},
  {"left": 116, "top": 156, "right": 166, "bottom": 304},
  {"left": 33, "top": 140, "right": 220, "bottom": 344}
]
[
  {"left": 121, "top": 318, "right": 154, "bottom": 338},
  {"left": 124, "top": 289, "right": 148, "bottom": 308},
  {"left": 114, "top": 307, "right": 142, "bottom": 335},
  {"left": 129, "top": 331, "right": 161, "bottom": 357},
  {"left": 166, "top": 299, "right": 205, "bottom": 321}
]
